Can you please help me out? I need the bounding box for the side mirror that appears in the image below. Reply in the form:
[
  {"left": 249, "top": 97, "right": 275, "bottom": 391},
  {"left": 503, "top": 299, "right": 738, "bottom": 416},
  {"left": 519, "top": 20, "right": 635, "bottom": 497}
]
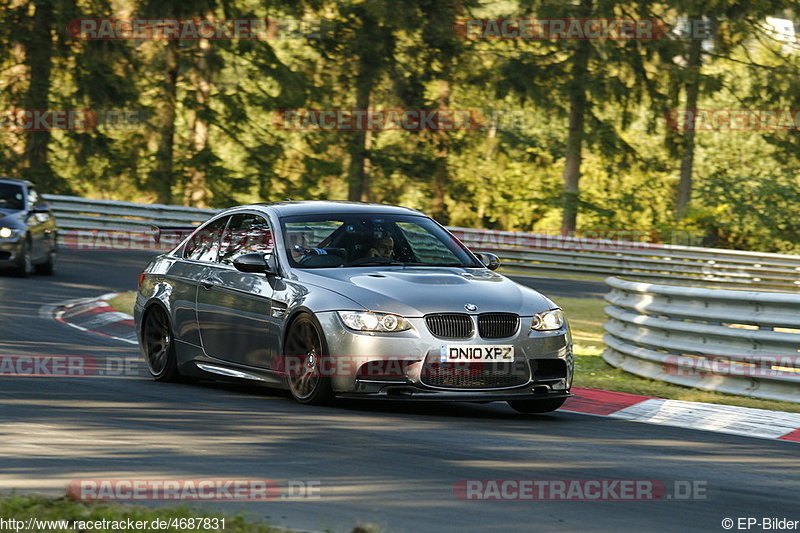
[
  {"left": 233, "top": 252, "right": 276, "bottom": 275},
  {"left": 32, "top": 204, "right": 50, "bottom": 213},
  {"left": 475, "top": 252, "right": 500, "bottom": 271}
]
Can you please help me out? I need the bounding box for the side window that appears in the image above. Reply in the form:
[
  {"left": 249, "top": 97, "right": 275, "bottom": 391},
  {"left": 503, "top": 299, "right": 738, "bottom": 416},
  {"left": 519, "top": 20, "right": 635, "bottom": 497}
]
[
  {"left": 218, "top": 213, "right": 274, "bottom": 266},
  {"left": 183, "top": 216, "right": 229, "bottom": 262}
]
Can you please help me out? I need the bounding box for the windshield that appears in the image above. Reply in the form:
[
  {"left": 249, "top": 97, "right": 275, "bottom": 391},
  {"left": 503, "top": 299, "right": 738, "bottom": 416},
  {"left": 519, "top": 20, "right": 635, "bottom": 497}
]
[
  {"left": 281, "top": 213, "right": 480, "bottom": 269},
  {"left": 0, "top": 183, "right": 24, "bottom": 210}
]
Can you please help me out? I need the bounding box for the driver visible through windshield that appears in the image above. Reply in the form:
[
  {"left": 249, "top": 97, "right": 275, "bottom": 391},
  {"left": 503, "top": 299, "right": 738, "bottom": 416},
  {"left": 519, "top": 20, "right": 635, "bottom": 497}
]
[{"left": 281, "top": 214, "right": 480, "bottom": 268}]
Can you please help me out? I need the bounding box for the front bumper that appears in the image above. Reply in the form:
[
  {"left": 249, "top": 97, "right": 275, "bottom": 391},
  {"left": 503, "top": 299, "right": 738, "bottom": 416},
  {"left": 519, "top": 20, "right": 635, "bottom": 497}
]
[
  {"left": 315, "top": 311, "right": 573, "bottom": 400},
  {"left": 0, "top": 237, "right": 22, "bottom": 265}
]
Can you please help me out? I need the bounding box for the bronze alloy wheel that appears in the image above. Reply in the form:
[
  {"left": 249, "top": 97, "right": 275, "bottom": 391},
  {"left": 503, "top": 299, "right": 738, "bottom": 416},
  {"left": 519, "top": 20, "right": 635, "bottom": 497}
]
[{"left": 285, "top": 314, "right": 333, "bottom": 405}]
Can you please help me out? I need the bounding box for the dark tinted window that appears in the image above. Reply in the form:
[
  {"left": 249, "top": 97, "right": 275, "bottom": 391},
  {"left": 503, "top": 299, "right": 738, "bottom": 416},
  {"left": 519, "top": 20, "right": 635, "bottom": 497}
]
[
  {"left": 281, "top": 213, "right": 479, "bottom": 268},
  {"left": 218, "top": 213, "right": 274, "bottom": 266},
  {"left": 0, "top": 183, "right": 25, "bottom": 210},
  {"left": 183, "top": 216, "right": 229, "bottom": 262}
]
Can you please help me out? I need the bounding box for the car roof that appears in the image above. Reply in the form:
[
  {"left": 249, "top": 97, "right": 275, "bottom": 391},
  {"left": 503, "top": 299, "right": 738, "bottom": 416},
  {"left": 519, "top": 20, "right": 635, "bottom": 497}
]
[
  {"left": 244, "top": 201, "right": 424, "bottom": 217},
  {"left": 0, "top": 178, "right": 32, "bottom": 188}
]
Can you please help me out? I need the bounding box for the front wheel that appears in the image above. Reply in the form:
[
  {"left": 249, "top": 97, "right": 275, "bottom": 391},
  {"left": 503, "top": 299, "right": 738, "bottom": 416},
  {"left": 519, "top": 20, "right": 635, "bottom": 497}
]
[
  {"left": 284, "top": 314, "right": 334, "bottom": 405},
  {"left": 35, "top": 249, "right": 56, "bottom": 275},
  {"left": 142, "top": 305, "right": 181, "bottom": 382},
  {"left": 508, "top": 397, "right": 567, "bottom": 414},
  {"left": 13, "top": 238, "right": 33, "bottom": 277}
]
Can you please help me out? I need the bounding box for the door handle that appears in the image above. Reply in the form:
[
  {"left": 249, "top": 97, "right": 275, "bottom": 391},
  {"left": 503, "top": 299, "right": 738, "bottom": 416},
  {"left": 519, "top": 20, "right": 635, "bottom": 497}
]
[{"left": 200, "top": 277, "right": 218, "bottom": 289}]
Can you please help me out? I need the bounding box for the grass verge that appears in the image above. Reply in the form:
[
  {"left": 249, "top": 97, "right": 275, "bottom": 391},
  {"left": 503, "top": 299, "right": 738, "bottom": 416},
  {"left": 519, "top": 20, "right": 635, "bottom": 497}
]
[
  {"left": 0, "top": 493, "right": 282, "bottom": 533},
  {"left": 107, "top": 292, "right": 136, "bottom": 316},
  {"left": 0, "top": 493, "right": 382, "bottom": 533}
]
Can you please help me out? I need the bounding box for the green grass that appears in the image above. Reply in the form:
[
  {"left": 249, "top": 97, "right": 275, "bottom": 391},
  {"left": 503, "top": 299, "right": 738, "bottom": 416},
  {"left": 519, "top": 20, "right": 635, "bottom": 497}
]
[
  {"left": 107, "top": 292, "right": 136, "bottom": 316},
  {"left": 0, "top": 493, "right": 381, "bottom": 533},
  {"left": 108, "top": 290, "right": 800, "bottom": 413},
  {"left": 555, "top": 296, "right": 800, "bottom": 413},
  {"left": 0, "top": 493, "right": 283, "bottom": 533}
]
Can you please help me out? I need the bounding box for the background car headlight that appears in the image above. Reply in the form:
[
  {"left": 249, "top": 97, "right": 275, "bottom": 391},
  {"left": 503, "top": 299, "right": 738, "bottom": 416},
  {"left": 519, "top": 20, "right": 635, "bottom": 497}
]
[
  {"left": 530, "top": 309, "right": 565, "bottom": 331},
  {"left": 0, "top": 227, "right": 16, "bottom": 239},
  {"left": 338, "top": 311, "right": 412, "bottom": 332}
]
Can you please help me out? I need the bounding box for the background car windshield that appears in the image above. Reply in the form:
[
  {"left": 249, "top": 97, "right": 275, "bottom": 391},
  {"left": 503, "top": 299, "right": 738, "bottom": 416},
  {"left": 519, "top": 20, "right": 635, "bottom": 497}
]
[
  {"left": 0, "top": 183, "right": 25, "bottom": 210},
  {"left": 282, "top": 214, "right": 479, "bottom": 268}
]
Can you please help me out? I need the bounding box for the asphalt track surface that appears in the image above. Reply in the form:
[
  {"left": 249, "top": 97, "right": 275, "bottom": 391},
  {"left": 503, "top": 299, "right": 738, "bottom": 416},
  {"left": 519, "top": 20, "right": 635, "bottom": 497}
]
[{"left": 0, "top": 249, "right": 797, "bottom": 533}]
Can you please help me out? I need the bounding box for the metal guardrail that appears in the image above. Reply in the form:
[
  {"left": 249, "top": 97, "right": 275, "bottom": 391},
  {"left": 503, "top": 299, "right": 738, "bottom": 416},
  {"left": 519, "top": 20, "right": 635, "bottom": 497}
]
[
  {"left": 43, "top": 195, "right": 800, "bottom": 289},
  {"left": 603, "top": 276, "right": 800, "bottom": 403},
  {"left": 43, "top": 194, "right": 219, "bottom": 231},
  {"left": 450, "top": 227, "right": 800, "bottom": 291}
]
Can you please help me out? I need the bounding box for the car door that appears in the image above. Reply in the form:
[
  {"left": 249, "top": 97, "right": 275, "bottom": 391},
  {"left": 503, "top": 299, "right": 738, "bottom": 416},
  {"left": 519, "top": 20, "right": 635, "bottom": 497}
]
[
  {"left": 196, "top": 212, "right": 278, "bottom": 368},
  {"left": 168, "top": 215, "right": 230, "bottom": 347}
]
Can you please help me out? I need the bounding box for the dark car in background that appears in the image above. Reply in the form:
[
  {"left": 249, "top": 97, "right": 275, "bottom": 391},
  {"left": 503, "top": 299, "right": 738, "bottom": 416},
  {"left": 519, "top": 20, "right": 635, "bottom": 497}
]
[{"left": 0, "top": 178, "right": 58, "bottom": 277}]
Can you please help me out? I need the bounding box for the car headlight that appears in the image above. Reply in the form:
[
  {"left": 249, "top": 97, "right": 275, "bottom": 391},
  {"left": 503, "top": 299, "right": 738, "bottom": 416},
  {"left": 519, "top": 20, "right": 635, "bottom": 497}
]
[
  {"left": 0, "top": 227, "right": 17, "bottom": 239},
  {"left": 530, "top": 309, "right": 565, "bottom": 331},
  {"left": 338, "top": 311, "right": 412, "bottom": 332}
]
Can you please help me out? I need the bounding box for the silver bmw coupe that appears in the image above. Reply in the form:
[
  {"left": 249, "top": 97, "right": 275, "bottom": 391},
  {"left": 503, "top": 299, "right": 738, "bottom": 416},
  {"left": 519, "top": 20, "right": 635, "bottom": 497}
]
[{"left": 135, "top": 201, "right": 573, "bottom": 413}]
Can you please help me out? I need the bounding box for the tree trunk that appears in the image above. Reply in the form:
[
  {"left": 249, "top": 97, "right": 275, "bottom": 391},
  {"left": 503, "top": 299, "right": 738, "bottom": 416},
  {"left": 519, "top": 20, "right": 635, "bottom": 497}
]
[
  {"left": 22, "top": 0, "right": 55, "bottom": 190},
  {"left": 431, "top": 79, "right": 451, "bottom": 224},
  {"left": 149, "top": 40, "right": 178, "bottom": 205},
  {"left": 560, "top": 33, "right": 591, "bottom": 233},
  {"left": 346, "top": 72, "right": 373, "bottom": 202},
  {"left": 185, "top": 37, "right": 212, "bottom": 207},
  {"left": 676, "top": 37, "right": 703, "bottom": 219}
]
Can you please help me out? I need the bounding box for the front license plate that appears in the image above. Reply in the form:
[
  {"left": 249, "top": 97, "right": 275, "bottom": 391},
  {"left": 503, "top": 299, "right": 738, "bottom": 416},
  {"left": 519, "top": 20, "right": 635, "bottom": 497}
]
[{"left": 440, "top": 345, "right": 514, "bottom": 363}]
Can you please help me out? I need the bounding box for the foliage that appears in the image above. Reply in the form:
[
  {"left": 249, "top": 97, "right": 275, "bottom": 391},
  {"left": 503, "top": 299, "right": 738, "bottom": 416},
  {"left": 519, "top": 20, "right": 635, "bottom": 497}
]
[{"left": 0, "top": 0, "right": 798, "bottom": 252}]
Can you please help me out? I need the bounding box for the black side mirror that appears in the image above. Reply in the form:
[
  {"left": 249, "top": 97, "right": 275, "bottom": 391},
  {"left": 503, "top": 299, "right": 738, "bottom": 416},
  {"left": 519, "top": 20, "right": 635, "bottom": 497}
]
[
  {"left": 233, "top": 252, "right": 276, "bottom": 275},
  {"left": 475, "top": 252, "right": 500, "bottom": 270}
]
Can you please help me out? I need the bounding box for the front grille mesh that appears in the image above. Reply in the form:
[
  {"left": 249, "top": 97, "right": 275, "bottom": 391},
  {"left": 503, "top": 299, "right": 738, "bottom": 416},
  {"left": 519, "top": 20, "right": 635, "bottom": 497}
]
[
  {"left": 478, "top": 313, "right": 520, "bottom": 339},
  {"left": 425, "top": 313, "right": 473, "bottom": 339},
  {"left": 422, "top": 362, "right": 530, "bottom": 389}
]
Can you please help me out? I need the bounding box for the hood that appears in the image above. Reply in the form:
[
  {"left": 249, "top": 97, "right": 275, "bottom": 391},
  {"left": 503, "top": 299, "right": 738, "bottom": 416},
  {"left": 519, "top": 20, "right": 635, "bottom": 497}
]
[
  {"left": 0, "top": 209, "right": 25, "bottom": 227},
  {"left": 295, "top": 267, "right": 556, "bottom": 317}
]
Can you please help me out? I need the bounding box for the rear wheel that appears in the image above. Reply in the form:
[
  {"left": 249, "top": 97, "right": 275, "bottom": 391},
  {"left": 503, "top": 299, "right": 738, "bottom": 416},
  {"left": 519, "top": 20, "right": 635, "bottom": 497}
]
[
  {"left": 508, "top": 397, "right": 567, "bottom": 414},
  {"left": 284, "top": 314, "right": 333, "bottom": 405},
  {"left": 142, "top": 306, "right": 180, "bottom": 382},
  {"left": 13, "top": 238, "right": 33, "bottom": 277}
]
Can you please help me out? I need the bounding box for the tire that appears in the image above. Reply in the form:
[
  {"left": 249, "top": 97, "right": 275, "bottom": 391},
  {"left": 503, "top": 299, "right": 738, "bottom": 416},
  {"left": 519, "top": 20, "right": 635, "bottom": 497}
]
[
  {"left": 284, "top": 313, "right": 334, "bottom": 405},
  {"left": 35, "top": 249, "right": 56, "bottom": 275},
  {"left": 508, "top": 397, "right": 567, "bottom": 414},
  {"left": 13, "top": 238, "right": 33, "bottom": 277},
  {"left": 142, "top": 305, "right": 181, "bottom": 382}
]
